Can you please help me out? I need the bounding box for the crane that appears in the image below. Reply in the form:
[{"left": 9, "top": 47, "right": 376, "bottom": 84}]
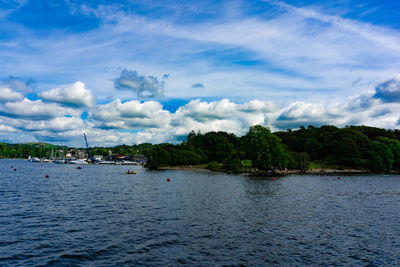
[{"left": 83, "top": 132, "right": 95, "bottom": 163}]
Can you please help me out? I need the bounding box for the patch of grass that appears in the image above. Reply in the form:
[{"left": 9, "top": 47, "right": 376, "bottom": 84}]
[
  {"left": 241, "top": 159, "right": 252, "bottom": 168},
  {"left": 207, "top": 161, "right": 223, "bottom": 171}
]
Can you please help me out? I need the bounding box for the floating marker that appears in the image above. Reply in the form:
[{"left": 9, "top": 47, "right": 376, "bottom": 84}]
[
  {"left": 167, "top": 178, "right": 171, "bottom": 182},
  {"left": 13, "top": 168, "right": 16, "bottom": 171},
  {"left": 45, "top": 174, "right": 49, "bottom": 178},
  {"left": 271, "top": 177, "right": 274, "bottom": 181},
  {"left": 337, "top": 177, "right": 341, "bottom": 180}
]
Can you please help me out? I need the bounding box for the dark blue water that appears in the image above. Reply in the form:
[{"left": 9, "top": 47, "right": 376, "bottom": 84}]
[{"left": 1, "top": 159, "right": 399, "bottom": 266}]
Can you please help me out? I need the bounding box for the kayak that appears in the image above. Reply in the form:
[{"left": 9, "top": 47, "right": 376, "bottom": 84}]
[{"left": 125, "top": 171, "right": 136, "bottom": 174}]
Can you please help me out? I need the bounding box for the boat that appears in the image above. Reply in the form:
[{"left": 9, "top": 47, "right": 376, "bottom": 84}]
[
  {"left": 54, "top": 159, "right": 66, "bottom": 164},
  {"left": 69, "top": 159, "right": 88, "bottom": 165},
  {"left": 121, "top": 160, "right": 138, "bottom": 165},
  {"left": 97, "top": 161, "right": 115, "bottom": 164},
  {"left": 125, "top": 171, "right": 136, "bottom": 174},
  {"left": 29, "top": 156, "right": 41, "bottom": 162}
]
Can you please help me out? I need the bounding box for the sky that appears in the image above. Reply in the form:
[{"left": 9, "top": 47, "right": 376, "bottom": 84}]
[{"left": 0, "top": 0, "right": 400, "bottom": 147}]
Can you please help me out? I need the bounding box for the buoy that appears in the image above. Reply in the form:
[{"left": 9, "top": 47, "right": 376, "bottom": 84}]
[
  {"left": 271, "top": 177, "right": 274, "bottom": 181},
  {"left": 11, "top": 166, "right": 13, "bottom": 168},
  {"left": 45, "top": 174, "right": 49, "bottom": 178},
  {"left": 337, "top": 177, "right": 341, "bottom": 180},
  {"left": 167, "top": 178, "right": 171, "bottom": 182},
  {"left": 13, "top": 168, "right": 16, "bottom": 171}
]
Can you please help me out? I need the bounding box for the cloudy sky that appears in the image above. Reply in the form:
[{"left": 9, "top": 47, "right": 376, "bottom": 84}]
[{"left": 1, "top": 0, "right": 400, "bottom": 146}]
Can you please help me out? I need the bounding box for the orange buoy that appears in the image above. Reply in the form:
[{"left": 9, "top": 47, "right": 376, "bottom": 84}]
[
  {"left": 13, "top": 168, "right": 16, "bottom": 171},
  {"left": 45, "top": 174, "right": 49, "bottom": 178},
  {"left": 167, "top": 178, "right": 171, "bottom": 182}
]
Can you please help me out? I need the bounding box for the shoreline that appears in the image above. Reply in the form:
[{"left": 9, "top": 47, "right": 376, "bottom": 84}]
[
  {"left": 155, "top": 165, "right": 386, "bottom": 176},
  {"left": 3, "top": 158, "right": 395, "bottom": 176}
]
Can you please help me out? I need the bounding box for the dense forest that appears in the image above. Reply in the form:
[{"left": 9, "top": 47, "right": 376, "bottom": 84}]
[
  {"left": 144, "top": 125, "right": 400, "bottom": 173},
  {"left": 1, "top": 125, "right": 400, "bottom": 173}
]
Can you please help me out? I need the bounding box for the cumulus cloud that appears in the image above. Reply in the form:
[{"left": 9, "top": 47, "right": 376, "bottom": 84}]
[
  {"left": 0, "top": 98, "right": 79, "bottom": 120},
  {"left": 0, "top": 86, "right": 24, "bottom": 102},
  {"left": 171, "top": 99, "right": 275, "bottom": 137},
  {"left": 176, "top": 99, "right": 236, "bottom": 122},
  {"left": 39, "top": 81, "right": 95, "bottom": 108},
  {"left": 90, "top": 98, "right": 171, "bottom": 129},
  {"left": 1, "top": 89, "right": 400, "bottom": 146},
  {"left": 373, "top": 74, "right": 400, "bottom": 103},
  {"left": 114, "top": 69, "right": 165, "bottom": 98},
  {"left": 238, "top": 100, "right": 277, "bottom": 113},
  {"left": 15, "top": 116, "right": 86, "bottom": 133},
  {"left": 274, "top": 102, "right": 345, "bottom": 129}
]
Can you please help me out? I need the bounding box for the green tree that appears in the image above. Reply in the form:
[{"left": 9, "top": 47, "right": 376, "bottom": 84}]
[{"left": 241, "top": 125, "right": 288, "bottom": 170}]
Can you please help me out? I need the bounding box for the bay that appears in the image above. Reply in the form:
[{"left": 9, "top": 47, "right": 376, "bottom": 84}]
[{"left": 0, "top": 159, "right": 399, "bottom": 266}]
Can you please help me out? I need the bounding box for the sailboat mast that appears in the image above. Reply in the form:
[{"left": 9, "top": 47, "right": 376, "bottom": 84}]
[{"left": 83, "top": 132, "right": 94, "bottom": 162}]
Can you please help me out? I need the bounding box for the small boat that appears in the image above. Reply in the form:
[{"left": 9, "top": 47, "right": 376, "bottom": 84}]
[
  {"left": 97, "top": 161, "right": 115, "bottom": 164},
  {"left": 125, "top": 171, "right": 136, "bottom": 174},
  {"left": 29, "top": 156, "right": 41, "bottom": 162},
  {"left": 121, "top": 160, "right": 138, "bottom": 165},
  {"left": 69, "top": 159, "right": 88, "bottom": 165}
]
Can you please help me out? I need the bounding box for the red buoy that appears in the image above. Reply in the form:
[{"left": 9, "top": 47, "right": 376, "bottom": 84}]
[
  {"left": 167, "top": 178, "right": 171, "bottom": 182},
  {"left": 337, "top": 177, "right": 341, "bottom": 180},
  {"left": 45, "top": 174, "right": 49, "bottom": 178},
  {"left": 13, "top": 168, "right": 16, "bottom": 171},
  {"left": 271, "top": 177, "right": 274, "bottom": 181}
]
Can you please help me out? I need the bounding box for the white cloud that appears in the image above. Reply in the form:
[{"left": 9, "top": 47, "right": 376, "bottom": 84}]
[
  {"left": 15, "top": 116, "right": 86, "bottom": 133},
  {"left": 39, "top": 81, "right": 95, "bottom": 108},
  {"left": 0, "top": 86, "right": 24, "bottom": 102},
  {"left": 0, "top": 92, "right": 399, "bottom": 146},
  {"left": 90, "top": 98, "right": 171, "bottom": 130},
  {"left": 176, "top": 98, "right": 236, "bottom": 122},
  {"left": 0, "top": 98, "right": 80, "bottom": 120}
]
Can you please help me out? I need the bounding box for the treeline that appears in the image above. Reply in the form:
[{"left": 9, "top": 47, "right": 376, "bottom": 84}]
[
  {"left": 0, "top": 143, "right": 68, "bottom": 159},
  {"left": 144, "top": 125, "right": 289, "bottom": 172},
  {"left": 275, "top": 125, "right": 400, "bottom": 173},
  {"left": 144, "top": 125, "right": 400, "bottom": 173},
  {"left": 0, "top": 142, "right": 149, "bottom": 159},
  {"left": 2, "top": 125, "right": 400, "bottom": 173}
]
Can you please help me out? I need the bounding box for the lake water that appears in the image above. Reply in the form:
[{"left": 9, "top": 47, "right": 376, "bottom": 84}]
[{"left": 1, "top": 159, "right": 399, "bottom": 266}]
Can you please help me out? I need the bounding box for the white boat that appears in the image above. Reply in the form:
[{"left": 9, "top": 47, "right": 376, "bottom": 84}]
[
  {"left": 29, "top": 156, "right": 41, "bottom": 162},
  {"left": 97, "top": 160, "right": 115, "bottom": 164},
  {"left": 54, "top": 159, "right": 66, "bottom": 164},
  {"left": 69, "top": 159, "right": 88, "bottom": 165},
  {"left": 121, "top": 160, "right": 138, "bottom": 165}
]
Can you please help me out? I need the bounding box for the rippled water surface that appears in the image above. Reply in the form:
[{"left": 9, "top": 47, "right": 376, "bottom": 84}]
[{"left": 1, "top": 159, "right": 400, "bottom": 266}]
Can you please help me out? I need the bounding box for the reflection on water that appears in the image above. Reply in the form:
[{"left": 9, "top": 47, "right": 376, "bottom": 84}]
[{"left": 0, "top": 159, "right": 399, "bottom": 266}]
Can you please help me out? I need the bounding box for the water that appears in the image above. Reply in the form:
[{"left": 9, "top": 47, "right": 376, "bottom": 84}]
[{"left": 1, "top": 159, "right": 399, "bottom": 266}]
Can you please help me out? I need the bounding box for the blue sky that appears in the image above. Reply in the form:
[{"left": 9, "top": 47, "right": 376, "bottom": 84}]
[{"left": 0, "top": 0, "right": 400, "bottom": 146}]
